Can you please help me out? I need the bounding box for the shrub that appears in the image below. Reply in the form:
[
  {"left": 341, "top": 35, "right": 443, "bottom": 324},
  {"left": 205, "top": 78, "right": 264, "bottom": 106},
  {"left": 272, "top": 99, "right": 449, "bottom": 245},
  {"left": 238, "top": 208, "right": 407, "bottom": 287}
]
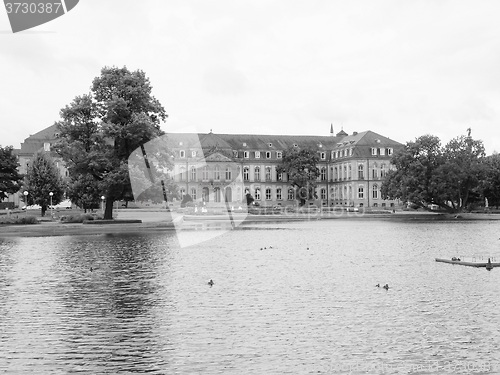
[
  {"left": 60, "top": 213, "right": 102, "bottom": 223},
  {"left": 0, "top": 216, "right": 38, "bottom": 225}
]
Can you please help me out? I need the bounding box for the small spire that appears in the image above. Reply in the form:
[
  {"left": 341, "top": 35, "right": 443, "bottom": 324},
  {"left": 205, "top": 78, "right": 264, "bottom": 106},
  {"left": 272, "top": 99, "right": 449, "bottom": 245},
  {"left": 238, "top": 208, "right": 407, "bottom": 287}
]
[
  {"left": 330, "top": 123, "right": 334, "bottom": 135},
  {"left": 210, "top": 129, "right": 213, "bottom": 134}
]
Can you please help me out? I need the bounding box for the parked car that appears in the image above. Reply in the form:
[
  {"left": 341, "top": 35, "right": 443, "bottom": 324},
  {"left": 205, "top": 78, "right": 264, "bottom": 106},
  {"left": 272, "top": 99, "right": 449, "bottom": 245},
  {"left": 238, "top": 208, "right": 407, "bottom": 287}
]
[
  {"left": 21, "top": 204, "right": 41, "bottom": 210},
  {"left": 49, "top": 199, "right": 73, "bottom": 210}
]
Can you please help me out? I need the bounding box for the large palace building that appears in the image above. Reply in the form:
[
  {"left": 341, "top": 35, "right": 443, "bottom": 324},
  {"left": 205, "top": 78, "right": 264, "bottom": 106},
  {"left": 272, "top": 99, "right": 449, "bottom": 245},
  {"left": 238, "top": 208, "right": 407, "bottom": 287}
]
[
  {"left": 8, "top": 125, "right": 403, "bottom": 209},
  {"left": 164, "top": 127, "right": 403, "bottom": 209}
]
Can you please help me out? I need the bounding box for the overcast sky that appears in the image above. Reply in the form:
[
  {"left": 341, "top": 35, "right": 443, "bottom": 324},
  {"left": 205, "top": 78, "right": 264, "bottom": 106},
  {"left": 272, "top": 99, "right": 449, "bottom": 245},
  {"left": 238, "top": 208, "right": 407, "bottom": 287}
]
[{"left": 1, "top": 0, "right": 500, "bottom": 153}]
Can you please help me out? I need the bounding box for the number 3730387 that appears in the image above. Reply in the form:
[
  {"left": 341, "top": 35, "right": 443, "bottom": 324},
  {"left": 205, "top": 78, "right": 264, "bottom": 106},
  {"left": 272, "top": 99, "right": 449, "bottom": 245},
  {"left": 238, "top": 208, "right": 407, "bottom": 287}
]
[{"left": 5, "top": 2, "right": 63, "bottom": 14}]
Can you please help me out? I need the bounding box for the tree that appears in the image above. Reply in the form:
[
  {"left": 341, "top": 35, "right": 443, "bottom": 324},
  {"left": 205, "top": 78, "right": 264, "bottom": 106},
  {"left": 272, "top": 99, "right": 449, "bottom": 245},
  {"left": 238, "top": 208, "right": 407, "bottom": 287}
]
[
  {"left": 55, "top": 66, "right": 172, "bottom": 219},
  {"left": 276, "top": 147, "right": 319, "bottom": 206},
  {"left": 381, "top": 134, "right": 448, "bottom": 211},
  {"left": 0, "top": 145, "right": 22, "bottom": 201},
  {"left": 438, "top": 132, "right": 486, "bottom": 210},
  {"left": 382, "top": 131, "right": 487, "bottom": 212},
  {"left": 66, "top": 174, "right": 101, "bottom": 212},
  {"left": 482, "top": 153, "right": 500, "bottom": 209},
  {"left": 23, "top": 153, "right": 65, "bottom": 216}
]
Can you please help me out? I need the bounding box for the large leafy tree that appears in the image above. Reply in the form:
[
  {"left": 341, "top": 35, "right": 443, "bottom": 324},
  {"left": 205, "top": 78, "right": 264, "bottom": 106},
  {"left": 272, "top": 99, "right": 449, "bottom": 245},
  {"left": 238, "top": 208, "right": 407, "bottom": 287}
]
[
  {"left": 23, "top": 153, "right": 65, "bottom": 216},
  {"left": 437, "top": 132, "right": 486, "bottom": 210},
  {"left": 276, "top": 147, "right": 319, "bottom": 206},
  {"left": 482, "top": 153, "right": 500, "bottom": 208},
  {"left": 0, "top": 145, "right": 22, "bottom": 201},
  {"left": 55, "top": 66, "right": 171, "bottom": 219},
  {"left": 381, "top": 135, "right": 445, "bottom": 210},
  {"left": 382, "top": 131, "right": 487, "bottom": 212}
]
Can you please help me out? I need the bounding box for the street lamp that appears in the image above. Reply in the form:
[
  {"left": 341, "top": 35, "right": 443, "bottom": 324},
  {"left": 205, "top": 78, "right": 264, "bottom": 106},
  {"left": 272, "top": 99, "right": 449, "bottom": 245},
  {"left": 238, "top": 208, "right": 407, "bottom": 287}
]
[
  {"left": 101, "top": 196, "right": 105, "bottom": 214},
  {"left": 49, "top": 192, "right": 53, "bottom": 218},
  {"left": 23, "top": 191, "right": 28, "bottom": 216}
]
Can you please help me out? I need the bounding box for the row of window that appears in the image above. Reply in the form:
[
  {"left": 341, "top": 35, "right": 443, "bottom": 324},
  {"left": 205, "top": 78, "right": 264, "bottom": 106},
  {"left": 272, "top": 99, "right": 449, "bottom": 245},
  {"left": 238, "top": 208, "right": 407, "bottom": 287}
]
[
  {"left": 174, "top": 164, "right": 389, "bottom": 182},
  {"left": 176, "top": 147, "right": 394, "bottom": 160},
  {"left": 180, "top": 184, "right": 384, "bottom": 202}
]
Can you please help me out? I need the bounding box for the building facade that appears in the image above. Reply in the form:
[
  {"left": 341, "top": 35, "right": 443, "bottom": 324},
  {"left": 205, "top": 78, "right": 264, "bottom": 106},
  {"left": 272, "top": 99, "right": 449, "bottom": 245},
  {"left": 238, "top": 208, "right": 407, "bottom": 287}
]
[
  {"left": 8, "top": 125, "right": 403, "bottom": 209},
  {"left": 165, "top": 128, "right": 403, "bottom": 209}
]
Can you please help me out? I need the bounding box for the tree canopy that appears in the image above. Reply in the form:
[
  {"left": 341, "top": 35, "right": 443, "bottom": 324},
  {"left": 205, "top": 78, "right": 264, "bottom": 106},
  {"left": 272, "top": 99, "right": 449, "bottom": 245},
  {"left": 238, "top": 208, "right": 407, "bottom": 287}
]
[
  {"left": 55, "top": 66, "right": 173, "bottom": 219},
  {"left": 276, "top": 147, "right": 319, "bottom": 206},
  {"left": 0, "top": 145, "right": 22, "bottom": 201},
  {"left": 381, "top": 131, "right": 488, "bottom": 212},
  {"left": 23, "top": 153, "right": 65, "bottom": 216}
]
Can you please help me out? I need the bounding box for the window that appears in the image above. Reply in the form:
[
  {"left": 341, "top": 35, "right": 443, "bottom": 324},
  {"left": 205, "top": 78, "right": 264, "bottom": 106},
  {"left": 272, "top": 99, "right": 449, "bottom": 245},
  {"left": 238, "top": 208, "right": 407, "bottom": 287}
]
[
  {"left": 266, "top": 151, "right": 271, "bottom": 159},
  {"left": 202, "top": 166, "right": 209, "bottom": 181},
  {"left": 350, "top": 148, "right": 353, "bottom": 156},
  {"left": 243, "top": 167, "right": 249, "bottom": 181},
  {"left": 179, "top": 150, "right": 185, "bottom": 158},
  {"left": 331, "top": 151, "right": 335, "bottom": 159},
  {"left": 191, "top": 150, "right": 197, "bottom": 157},
  {"left": 225, "top": 166, "right": 232, "bottom": 180},
  {"left": 387, "top": 148, "right": 393, "bottom": 156},
  {"left": 179, "top": 167, "right": 186, "bottom": 181},
  {"left": 233, "top": 150, "right": 238, "bottom": 157},
  {"left": 265, "top": 188, "right": 272, "bottom": 200},
  {"left": 254, "top": 167, "right": 260, "bottom": 181},
  {"left": 277, "top": 172, "right": 282, "bottom": 181},
  {"left": 380, "top": 164, "right": 387, "bottom": 178},
  {"left": 265, "top": 166, "right": 272, "bottom": 181},
  {"left": 44, "top": 142, "right": 50, "bottom": 151},
  {"left": 268, "top": 143, "right": 272, "bottom": 147},
  {"left": 358, "top": 186, "right": 364, "bottom": 199},
  {"left": 348, "top": 165, "right": 352, "bottom": 179},
  {"left": 288, "top": 188, "right": 294, "bottom": 200},
  {"left": 371, "top": 147, "right": 377, "bottom": 156},
  {"left": 320, "top": 167, "right": 326, "bottom": 181},
  {"left": 244, "top": 151, "right": 249, "bottom": 158},
  {"left": 277, "top": 151, "right": 282, "bottom": 159},
  {"left": 358, "top": 164, "right": 364, "bottom": 179},
  {"left": 214, "top": 166, "right": 220, "bottom": 181},
  {"left": 372, "top": 184, "right": 378, "bottom": 199},
  {"left": 372, "top": 164, "right": 378, "bottom": 179},
  {"left": 191, "top": 188, "right": 197, "bottom": 200},
  {"left": 276, "top": 188, "right": 282, "bottom": 200},
  {"left": 320, "top": 152, "right": 326, "bottom": 160},
  {"left": 343, "top": 165, "right": 347, "bottom": 179},
  {"left": 255, "top": 151, "right": 260, "bottom": 159},
  {"left": 293, "top": 144, "right": 298, "bottom": 147},
  {"left": 255, "top": 187, "right": 261, "bottom": 200},
  {"left": 382, "top": 202, "right": 386, "bottom": 207},
  {"left": 190, "top": 166, "right": 197, "bottom": 181},
  {"left": 380, "top": 148, "right": 385, "bottom": 156},
  {"left": 320, "top": 188, "right": 326, "bottom": 200},
  {"left": 214, "top": 187, "right": 221, "bottom": 203},
  {"left": 180, "top": 188, "right": 186, "bottom": 198},
  {"left": 334, "top": 167, "right": 338, "bottom": 180}
]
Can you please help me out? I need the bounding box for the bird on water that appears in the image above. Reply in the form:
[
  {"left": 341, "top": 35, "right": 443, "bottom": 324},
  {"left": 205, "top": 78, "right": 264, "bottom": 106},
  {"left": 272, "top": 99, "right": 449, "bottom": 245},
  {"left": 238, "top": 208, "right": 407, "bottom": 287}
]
[
  {"left": 208, "top": 279, "right": 214, "bottom": 287},
  {"left": 383, "top": 284, "right": 389, "bottom": 290}
]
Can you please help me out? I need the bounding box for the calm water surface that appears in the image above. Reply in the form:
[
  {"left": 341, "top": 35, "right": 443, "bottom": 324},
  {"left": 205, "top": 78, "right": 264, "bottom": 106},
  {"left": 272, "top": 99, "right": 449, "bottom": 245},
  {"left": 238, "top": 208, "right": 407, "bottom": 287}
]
[{"left": 1, "top": 220, "right": 500, "bottom": 374}]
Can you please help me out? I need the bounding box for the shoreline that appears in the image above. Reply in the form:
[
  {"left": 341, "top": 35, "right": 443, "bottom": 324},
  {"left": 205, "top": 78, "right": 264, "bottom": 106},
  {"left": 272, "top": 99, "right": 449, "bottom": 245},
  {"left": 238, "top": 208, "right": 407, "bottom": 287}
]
[{"left": 1, "top": 212, "right": 499, "bottom": 238}]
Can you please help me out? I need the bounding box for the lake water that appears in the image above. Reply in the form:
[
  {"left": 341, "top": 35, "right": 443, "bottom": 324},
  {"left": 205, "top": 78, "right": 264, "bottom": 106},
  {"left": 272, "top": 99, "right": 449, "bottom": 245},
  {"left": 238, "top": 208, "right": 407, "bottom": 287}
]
[{"left": 1, "top": 219, "right": 500, "bottom": 374}]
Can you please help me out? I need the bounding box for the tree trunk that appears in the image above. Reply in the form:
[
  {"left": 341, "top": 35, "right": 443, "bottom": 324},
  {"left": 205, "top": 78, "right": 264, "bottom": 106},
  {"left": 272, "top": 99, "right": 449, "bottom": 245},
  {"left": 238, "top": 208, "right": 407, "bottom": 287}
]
[
  {"left": 41, "top": 205, "right": 47, "bottom": 217},
  {"left": 104, "top": 199, "right": 114, "bottom": 220}
]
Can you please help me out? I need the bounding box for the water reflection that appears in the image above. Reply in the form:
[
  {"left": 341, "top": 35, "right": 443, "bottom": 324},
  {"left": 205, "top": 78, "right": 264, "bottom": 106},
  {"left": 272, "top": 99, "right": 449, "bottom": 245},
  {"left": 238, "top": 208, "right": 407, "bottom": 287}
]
[{"left": 1, "top": 221, "right": 500, "bottom": 374}]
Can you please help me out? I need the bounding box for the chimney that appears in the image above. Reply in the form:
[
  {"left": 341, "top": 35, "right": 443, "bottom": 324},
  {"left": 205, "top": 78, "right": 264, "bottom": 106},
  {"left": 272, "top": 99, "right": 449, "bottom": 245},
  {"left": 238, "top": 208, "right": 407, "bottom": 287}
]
[{"left": 353, "top": 131, "right": 358, "bottom": 136}]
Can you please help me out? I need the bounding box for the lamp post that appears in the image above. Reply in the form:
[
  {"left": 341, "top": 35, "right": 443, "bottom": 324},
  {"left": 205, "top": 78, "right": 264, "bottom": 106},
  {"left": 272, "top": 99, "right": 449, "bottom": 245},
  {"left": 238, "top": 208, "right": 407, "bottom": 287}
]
[
  {"left": 49, "top": 192, "right": 53, "bottom": 218},
  {"left": 23, "top": 191, "right": 28, "bottom": 216},
  {"left": 101, "top": 196, "right": 105, "bottom": 214}
]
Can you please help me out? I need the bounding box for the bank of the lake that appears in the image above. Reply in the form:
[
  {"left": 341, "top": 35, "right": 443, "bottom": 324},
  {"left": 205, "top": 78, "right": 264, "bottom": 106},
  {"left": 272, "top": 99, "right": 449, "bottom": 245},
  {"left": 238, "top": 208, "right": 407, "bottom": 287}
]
[{"left": 1, "top": 211, "right": 500, "bottom": 237}]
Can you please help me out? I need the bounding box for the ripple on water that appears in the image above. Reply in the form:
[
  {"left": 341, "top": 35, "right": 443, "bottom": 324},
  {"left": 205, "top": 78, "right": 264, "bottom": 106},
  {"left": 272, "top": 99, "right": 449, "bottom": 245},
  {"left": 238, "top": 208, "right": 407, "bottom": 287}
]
[{"left": 1, "top": 221, "right": 500, "bottom": 374}]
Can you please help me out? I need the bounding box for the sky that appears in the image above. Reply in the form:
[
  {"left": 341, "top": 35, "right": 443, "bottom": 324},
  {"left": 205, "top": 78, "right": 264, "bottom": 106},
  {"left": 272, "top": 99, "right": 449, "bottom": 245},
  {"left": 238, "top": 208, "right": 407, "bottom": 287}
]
[{"left": 1, "top": 0, "right": 500, "bottom": 153}]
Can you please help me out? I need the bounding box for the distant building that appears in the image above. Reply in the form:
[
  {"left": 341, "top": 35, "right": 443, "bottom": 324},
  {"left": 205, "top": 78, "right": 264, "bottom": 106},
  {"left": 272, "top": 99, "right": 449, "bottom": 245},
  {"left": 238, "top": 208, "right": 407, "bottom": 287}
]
[
  {"left": 7, "top": 125, "right": 403, "bottom": 209},
  {"left": 5, "top": 124, "right": 66, "bottom": 207},
  {"left": 165, "top": 128, "right": 403, "bottom": 209}
]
